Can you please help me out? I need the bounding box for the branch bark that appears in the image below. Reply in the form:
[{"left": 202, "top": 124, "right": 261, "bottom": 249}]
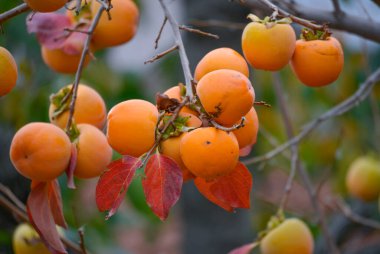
[{"left": 0, "top": 3, "right": 30, "bottom": 25}]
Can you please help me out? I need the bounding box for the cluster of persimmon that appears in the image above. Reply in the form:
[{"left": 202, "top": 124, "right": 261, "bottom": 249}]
[
  {"left": 28, "top": 0, "right": 139, "bottom": 74},
  {"left": 242, "top": 14, "right": 344, "bottom": 87}
]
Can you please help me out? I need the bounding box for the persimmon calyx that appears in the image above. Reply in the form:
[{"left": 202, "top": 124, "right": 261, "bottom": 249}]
[
  {"left": 247, "top": 14, "right": 292, "bottom": 29},
  {"left": 50, "top": 86, "right": 72, "bottom": 119},
  {"left": 301, "top": 27, "right": 332, "bottom": 41}
]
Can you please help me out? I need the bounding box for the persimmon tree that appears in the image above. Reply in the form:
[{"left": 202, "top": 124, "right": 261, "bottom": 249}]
[{"left": 0, "top": 0, "right": 379, "bottom": 254}]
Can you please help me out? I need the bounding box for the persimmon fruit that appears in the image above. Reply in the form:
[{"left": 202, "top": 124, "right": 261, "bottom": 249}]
[
  {"left": 242, "top": 18, "right": 296, "bottom": 71},
  {"left": 260, "top": 218, "right": 314, "bottom": 254},
  {"left": 346, "top": 156, "right": 380, "bottom": 201},
  {"left": 196, "top": 69, "right": 255, "bottom": 126},
  {"left": 290, "top": 37, "right": 344, "bottom": 87},
  {"left": 0, "top": 47, "right": 18, "bottom": 96},
  {"left": 180, "top": 127, "right": 239, "bottom": 180},
  {"left": 74, "top": 124, "right": 113, "bottom": 179},
  {"left": 10, "top": 122, "right": 71, "bottom": 181},
  {"left": 163, "top": 85, "right": 197, "bottom": 115},
  {"left": 232, "top": 107, "right": 259, "bottom": 148},
  {"left": 194, "top": 47, "right": 249, "bottom": 81},
  {"left": 107, "top": 99, "right": 159, "bottom": 157},
  {"left": 13, "top": 223, "right": 50, "bottom": 254},
  {"left": 24, "top": 0, "right": 67, "bottom": 13}
]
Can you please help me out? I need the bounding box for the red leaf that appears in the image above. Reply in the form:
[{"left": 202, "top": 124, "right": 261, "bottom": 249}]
[
  {"left": 211, "top": 162, "right": 253, "bottom": 209},
  {"left": 27, "top": 182, "right": 67, "bottom": 254},
  {"left": 228, "top": 242, "right": 258, "bottom": 254},
  {"left": 239, "top": 145, "right": 252, "bottom": 157},
  {"left": 48, "top": 180, "right": 67, "bottom": 229},
  {"left": 66, "top": 144, "right": 77, "bottom": 189},
  {"left": 26, "top": 13, "right": 72, "bottom": 50},
  {"left": 96, "top": 155, "right": 142, "bottom": 219},
  {"left": 142, "top": 154, "right": 183, "bottom": 221},
  {"left": 194, "top": 177, "right": 234, "bottom": 212}
]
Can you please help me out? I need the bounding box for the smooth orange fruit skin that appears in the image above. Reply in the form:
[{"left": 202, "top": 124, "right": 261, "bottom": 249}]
[
  {"left": 24, "top": 0, "right": 67, "bottom": 12},
  {"left": 0, "top": 47, "right": 18, "bottom": 96},
  {"left": 261, "top": 218, "right": 314, "bottom": 254},
  {"left": 242, "top": 22, "right": 296, "bottom": 71},
  {"left": 290, "top": 37, "right": 344, "bottom": 87},
  {"left": 41, "top": 46, "right": 90, "bottom": 74},
  {"left": 92, "top": 0, "right": 139, "bottom": 49},
  {"left": 10, "top": 122, "right": 71, "bottom": 181},
  {"left": 163, "top": 86, "right": 197, "bottom": 115},
  {"left": 74, "top": 124, "right": 113, "bottom": 179},
  {"left": 49, "top": 84, "right": 107, "bottom": 130},
  {"left": 180, "top": 127, "right": 239, "bottom": 180},
  {"left": 194, "top": 47, "right": 249, "bottom": 81},
  {"left": 160, "top": 113, "right": 202, "bottom": 182},
  {"left": 232, "top": 107, "right": 259, "bottom": 148},
  {"left": 107, "top": 99, "right": 158, "bottom": 157},
  {"left": 346, "top": 156, "right": 380, "bottom": 201},
  {"left": 196, "top": 69, "right": 255, "bottom": 126}
]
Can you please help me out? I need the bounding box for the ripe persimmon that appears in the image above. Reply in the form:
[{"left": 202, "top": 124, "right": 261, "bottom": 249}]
[
  {"left": 74, "top": 124, "right": 113, "bottom": 179},
  {"left": 242, "top": 16, "right": 296, "bottom": 71},
  {"left": 196, "top": 69, "right": 255, "bottom": 126},
  {"left": 160, "top": 113, "right": 202, "bottom": 181},
  {"left": 163, "top": 85, "right": 197, "bottom": 115},
  {"left": 107, "top": 99, "right": 158, "bottom": 157},
  {"left": 10, "top": 122, "right": 71, "bottom": 181},
  {"left": 0, "top": 47, "right": 18, "bottom": 96},
  {"left": 49, "top": 84, "right": 107, "bottom": 130},
  {"left": 194, "top": 47, "right": 249, "bottom": 81},
  {"left": 232, "top": 107, "right": 259, "bottom": 148},
  {"left": 41, "top": 46, "right": 90, "bottom": 74},
  {"left": 180, "top": 127, "right": 239, "bottom": 180},
  {"left": 24, "top": 0, "right": 67, "bottom": 12},
  {"left": 260, "top": 218, "right": 314, "bottom": 254},
  {"left": 346, "top": 156, "right": 380, "bottom": 201},
  {"left": 91, "top": 0, "right": 139, "bottom": 49},
  {"left": 290, "top": 37, "right": 344, "bottom": 87}
]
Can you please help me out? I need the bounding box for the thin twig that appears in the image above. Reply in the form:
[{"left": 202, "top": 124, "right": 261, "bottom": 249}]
[
  {"left": 158, "top": 0, "right": 194, "bottom": 100},
  {"left": 210, "top": 117, "right": 245, "bottom": 132},
  {"left": 65, "top": 1, "right": 108, "bottom": 132},
  {"left": 190, "top": 19, "right": 245, "bottom": 30},
  {"left": 0, "top": 183, "right": 26, "bottom": 211},
  {"left": 243, "top": 67, "right": 380, "bottom": 165},
  {"left": 331, "top": 0, "right": 342, "bottom": 15},
  {"left": 144, "top": 45, "right": 178, "bottom": 64},
  {"left": 154, "top": 17, "right": 167, "bottom": 49},
  {"left": 254, "top": 101, "right": 271, "bottom": 108},
  {"left": 78, "top": 226, "right": 88, "bottom": 254},
  {"left": 0, "top": 3, "right": 30, "bottom": 24},
  {"left": 179, "top": 25, "right": 219, "bottom": 39}
]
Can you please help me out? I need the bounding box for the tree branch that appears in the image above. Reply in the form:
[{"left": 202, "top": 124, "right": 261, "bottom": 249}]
[
  {"left": 243, "top": 66, "right": 380, "bottom": 165},
  {"left": 0, "top": 3, "right": 30, "bottom": 25}
]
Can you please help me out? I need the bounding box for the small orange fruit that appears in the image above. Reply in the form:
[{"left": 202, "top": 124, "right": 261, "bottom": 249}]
[
  {"left": 49, "top": 84, "right": 107, "bottom": 130},
  {"left": 232, "top": 107, "right": 259, "bottom": 148},
  {"left": 196, "top": 69, "right": 255, "bottom": 126},
  {"left": 290, "top": 37, "right": 344, "bottom": 87},
  {"left": 0, "top": 47, "right": 18, "bottom": 96},
  {"left": 260, "top": 218, "right": 314, "bottom": 254},
  {"left": 74, "top": 124, "right": 113, "bottom": 179},
  {"left": 13, "top": 223, "right": 51, "bottom": 254},
  {"left": 10, "top": 122, "right": 71, "bottom": 181},
  {"left": 107, "top": 99, "right": 159, "bottom": 157},
  {"left": 160, "top": 113, "right": 202, "bottom": 181},
  {"left": 242, "top": 17, "right": 296, "bottom": 71},
  {"left": 24, "top": 0, "right": 67, "bottom": 12},
  {"left": 194, "top": 47, "right": 249, "bottom": 81},
  {"left": 163, "top": 85, "right": 197, "bottom": 115},
  {"left": 92, "top": 0, "right": 139, "bottom": 48},
  {"left": 41, "top": 46, "right": 91, "bottom": 74},
  {"left": 180, "top": 127, "right": 239, "bottom": 180}
]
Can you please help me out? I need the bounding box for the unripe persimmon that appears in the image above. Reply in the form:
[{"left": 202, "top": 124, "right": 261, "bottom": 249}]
[
  {"left": 160, "top": 113, "right": 202, "bottom": 181},
  {"left": 242, "top": 17, "right": 296, "bottom": 71},
  {"left": 196, "top": 69, "right": 255, "bottom": 126},
  {"left": 232, "top": 107, "right": 259, "bottom": 148},
  {"left": 290, "top": 37, "right": 344, "bottom": 87},
  {"left": 10, "top": 122, "right": 71, "bottom": 181},
  {"left": 194, "top": 47, "right": 249, "bottom": 81},
  {"left": 180, "top": 127, "right": 239, "bottom": 180},
  {"left": 0, "top": 47, "right": 18, "bottom": 96},
  {"left": 74, "top": 124, "right": 113, "bottom": 179},
  {"left": 13, "top": 223, "right": 50, "bottom": 254},
  {"left": 107, "top": 99, "right": 158, "bottom": 157},
  {"left": 346, "top": 156, "right": 380, "bottom": 201},
  {"left": 41, "top": 46, "right": 91, "bottom": 74},
  {"left": 92, "top": 0, "right": 139, "bottom": 49},
  {"left": 49, "top": 84, "right": 107, "bottom": 130},
  {"left": 261, "top": 218, "right": 314, "bottom": 254},
  {"left": 24, "top": 0, "right": 67, "bottom": 13}
]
